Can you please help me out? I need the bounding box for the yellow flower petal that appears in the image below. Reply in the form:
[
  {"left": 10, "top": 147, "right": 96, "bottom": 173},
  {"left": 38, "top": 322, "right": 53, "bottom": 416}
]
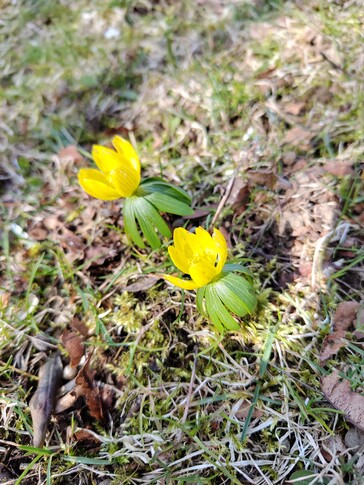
[
  {"left": 195, "top": 227, "right": 218, "bottom": 265},
  {"left": 92, "top": 145, "right": 123, "bottom": 174},
  {"left": 189, "top": 261, "right": 218, "bottom": 287},
  {"left": 212, "top": 228, "right": 227, "bottom": 273},
  {"left": 112, "top": 136, "right": 140, "bottom": 173},
  {"left": 168, "top": 246, "right": 191, "bottom": 274},
  {"left": 173, "top": 227, "right": 196, "bottom": 261},
  {"left": 163, "top": 274, "right": 200, "bottom": 290},
  {"left": 108, "top": 167, "right": 140, "bottom": 197},
  {"left": 78, "top": 169, "right": 122, "bottom": 200}
]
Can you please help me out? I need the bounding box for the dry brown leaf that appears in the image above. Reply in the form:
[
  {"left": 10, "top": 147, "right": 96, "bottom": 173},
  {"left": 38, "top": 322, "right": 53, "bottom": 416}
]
[
  {"left": 29, "top": 354, "right": 63, "bottom": 447},
  {"left": 283, "top": 101, "right": 306, "bottom": 116},
  {"left": 71, "top": 317, "right": 91, "bottom": 338},
  {"left": 320, "top": 301, "right": 360, "bottom": 362},
  {"left": 83, "top": 245, "right": 117, "bottom": 269},
  {"left": 282, "top": 151, "right": 297, "bottom": 166},
  {"left": 354, "top": 306, "right": 364, "bottom": 340},
  {"left": 298, "top": 261, "right": 312, "bottom": 277},
  {"left": 320, "top": 330, "right": 347, "bottom": 362},
  {"left": 124, "top": 275, "right": 159, "bottom": 292},
  {"left": 321, "top": 370, "right": 364, "bottom": 431},
  {"left": 75, "top": 354, "right": 103, "bottom": 421},
  {"left": 247, "top": 169, "right": 277, "bottom": 189},
  {"left": 61, "top": 329, "right": 84, "bottom": 368},
  {"left": 58, "top": 145, "right": 84, "bottom": 164},
  {"left": 235, "top": 399, "right": 264, "bottom": 420},
  {"left": 323, "top": 161, "right": 355, "bottom": 177},
  {"left": 333, "top": 301, "right": 360, "bottom": 332},
  {"left": 28, "top": 226, "right": 48, "bottom": 241},
  {"left": 283, "top": 126, "right": 313, "bottom": 150},
  {"left": 73, "top": 428, "right": 102, "bottom": 444},
  {"left": 182, "top": 208, "right": 211, "bottom": 220},
  {"left": 226, "top": 178, "right": 250, "bottom": 216}
]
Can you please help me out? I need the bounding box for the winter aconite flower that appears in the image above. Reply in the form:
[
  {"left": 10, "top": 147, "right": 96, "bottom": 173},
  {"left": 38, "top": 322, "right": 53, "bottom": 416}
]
[
  {"left": 164, "top": 227, "right": 227, "bottom": 290},
  {"left": 78, "top": 136, "right": 140, "bottom": 200},
  {"left": 164, "top": 227, "right": 256, "bottom": 332},
  {"left": 78, "top": 136, "right": 193, "bottom": 249}
]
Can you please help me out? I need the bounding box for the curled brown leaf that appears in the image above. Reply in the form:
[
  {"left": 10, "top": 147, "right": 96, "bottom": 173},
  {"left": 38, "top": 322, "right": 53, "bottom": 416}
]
[{"left": 29, "top": 354, "right": 63, "bottom": 447}]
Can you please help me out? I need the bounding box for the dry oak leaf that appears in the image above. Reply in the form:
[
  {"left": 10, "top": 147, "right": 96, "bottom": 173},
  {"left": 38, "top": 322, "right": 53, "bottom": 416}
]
[
  {"left": 61, "top": 329, "right": 84, "bottom": 368},
  {"left": 321, "top": 370, "right": 364, "bottom": 431}
]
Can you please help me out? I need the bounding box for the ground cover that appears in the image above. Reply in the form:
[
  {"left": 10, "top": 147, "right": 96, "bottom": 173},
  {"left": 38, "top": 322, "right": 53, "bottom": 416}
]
[{"left": 0, "top": 0, "right": 363, "bottom": 483}]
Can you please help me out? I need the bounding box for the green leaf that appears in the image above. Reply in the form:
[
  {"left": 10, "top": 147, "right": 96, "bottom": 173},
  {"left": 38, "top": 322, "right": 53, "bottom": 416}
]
[
  {"left": 213, "top": 280, "right": 249, "bottom": 317},
  {"left": 222, "top": 263, "right": 254, "bottom": 281},
  {"left": 142, "top": 198, "right": 171, "bottom": 238},
  {"left": 220, "top": 273, "right": 257, "bottom": 314},
  {"left": 145, "top": 192, "right": 193, "bottom": 216},
  {"left": 288, "top": 470, "right": 330, "bottom": 485},
  {"left": 205, "top": 285, "right": 240, "bottom": 331},
  {"left": 123, "top": 197, "right": 145, "bottom": 248},
  {"left": 134, "top": 197, "right": 171, "bottom": 249},
  {"left": 62, "top": 455, "right": 112, "bottom": 465},
  {"left": 141, "top": 177, "right": 191, "bottom": 204},
  {"left": 196, "top": 286, "right": 206, "bottom": 315}
]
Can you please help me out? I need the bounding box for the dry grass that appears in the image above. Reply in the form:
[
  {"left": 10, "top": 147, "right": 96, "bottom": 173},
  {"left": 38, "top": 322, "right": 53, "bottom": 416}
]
[{"left": 1, "top": 0, "right": 364, "bottom": 484}]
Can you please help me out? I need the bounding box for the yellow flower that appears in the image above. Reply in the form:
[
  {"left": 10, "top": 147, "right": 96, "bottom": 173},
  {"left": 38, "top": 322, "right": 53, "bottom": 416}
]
[
  {"left": 164, "top": 226, "right": 227, "bottom": 290},
  {"left": 78, "top": 136, "right": 140, "bottom": 200}
]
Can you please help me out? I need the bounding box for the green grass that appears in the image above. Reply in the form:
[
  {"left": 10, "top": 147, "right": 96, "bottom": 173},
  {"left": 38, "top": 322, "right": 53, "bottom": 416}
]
[{"left": 1, "top": 0, "right": 364, "bottom": 483}]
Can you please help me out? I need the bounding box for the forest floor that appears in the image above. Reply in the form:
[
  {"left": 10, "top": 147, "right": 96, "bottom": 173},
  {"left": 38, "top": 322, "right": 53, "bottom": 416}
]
[{"left": 0, "top": 1, "right": 364, "bottom": 484}]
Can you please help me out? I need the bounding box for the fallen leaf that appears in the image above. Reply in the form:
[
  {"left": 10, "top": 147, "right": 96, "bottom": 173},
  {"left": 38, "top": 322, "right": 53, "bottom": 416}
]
[
  {"left": 182, "top": 209, "right": 213, "bottom": 220},
  {"left": 60, "top": 229, "right": 85, "bottom": 258},
  {"left": 321, "top": 434, "right": 346, "bottom": 462},
  {"left": 29, "top": 354, "right": 63, "bottom": 447},
  {"left": 323, "top": 161, "right": 354, "bottom": 177},
  {"left": 58, "top": 145, "right": 84, "bottom": 164},
  {"left": 28, "top": 226, "right": 48, "bottom": 241},
  {"left": 354, "top": 306, "right": 364, "bottom": 340},
  {"left": 72, "top": 317, "right": 91, "bottom": 338},
  {"left": 333, "top": 301, "right": 360, "bottom": 332},
  {"left": 283, "top": 101, "right": 306, "bottom": 116},
  {"left": 282, "top": 151, "right": 297, "bottom": 166},
  {"left": 73, "top": 428, "right": 102, "bottom": 444},
  {"left": 283, "top": 126, "right": 313, "bottom": 150},
  {"left": 84, "top": 245, "right": 117, "bottom": 269},
  {"left": 320, "top": 301, "right": 360, "bottom": 362},
  {"left": 298, "top": 261, "right": 312, "bottom": 277},
  {"left": 321, "top": 370, "right": 364, "bottom": 431},
  {"left": 345, "top": 427, "right": 364, "bottom": 449},
  {"left": 320, "top": 330, "right": 347, "bottom": 362},
  {"left": 75, "top": 354, "right": 103, "bottom": 421},
  {"left": 247, "top": 169, "right": 277, "bottom": 189},
  {"left": 55, "top": 386, "right": 81, "bottom": 414},
  {"left": 124, "top": 275, "right": 160, "bottom": 292},
  {"left": 225, "top": 178, "right": 250, "bottom": 216},
  {"left": 235, "top": 399, "right": 264, "bottom": 419},
  {"left": 61, "top": 329, "right": 84, "bottom": 368}
]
